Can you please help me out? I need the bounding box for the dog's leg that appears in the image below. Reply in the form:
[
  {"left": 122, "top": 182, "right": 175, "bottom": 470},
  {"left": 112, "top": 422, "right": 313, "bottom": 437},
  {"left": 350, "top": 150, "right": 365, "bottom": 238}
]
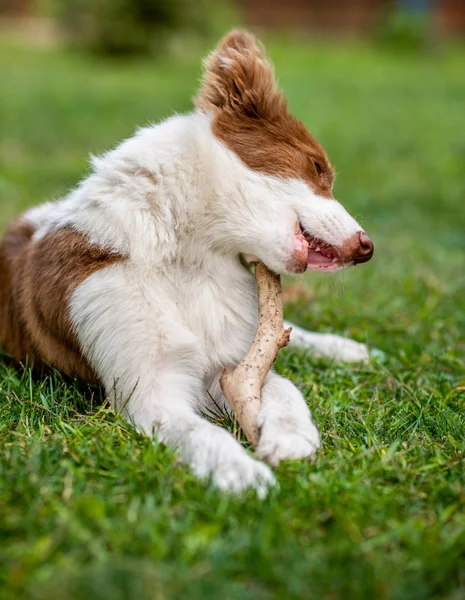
[
  {"left": 70, "top": 269, "right": 275, "bottom": 497},
  {"left": 207, "top": 371, "right": 320, "bottom": 466},
  {"left": 284, "top": 320, "right": 369, "bottom": 362},
  {"left": 254, "top": 371, "right": 321, "bottom": 466},
  {"left": 127, "top": 374, "right": 276, "bottom": 497}
]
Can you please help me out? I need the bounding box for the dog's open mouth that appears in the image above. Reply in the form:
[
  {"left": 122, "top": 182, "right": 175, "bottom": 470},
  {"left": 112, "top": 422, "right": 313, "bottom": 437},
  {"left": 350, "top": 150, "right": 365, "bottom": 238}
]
[{"left": 297, "top": 223, "right": 342, "bottom": 272}]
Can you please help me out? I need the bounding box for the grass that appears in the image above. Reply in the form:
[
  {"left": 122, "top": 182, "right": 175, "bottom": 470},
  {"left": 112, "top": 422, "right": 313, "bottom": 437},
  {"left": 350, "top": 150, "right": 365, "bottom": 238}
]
[{"left": 1, "top": 33, "right": 465, "bottom": 600}]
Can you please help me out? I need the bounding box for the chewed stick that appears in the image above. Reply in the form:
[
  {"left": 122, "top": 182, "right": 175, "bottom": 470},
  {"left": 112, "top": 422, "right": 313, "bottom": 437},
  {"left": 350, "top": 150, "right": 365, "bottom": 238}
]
[{"left": 220, "top": 262, "right": 292, "bottom": 446}]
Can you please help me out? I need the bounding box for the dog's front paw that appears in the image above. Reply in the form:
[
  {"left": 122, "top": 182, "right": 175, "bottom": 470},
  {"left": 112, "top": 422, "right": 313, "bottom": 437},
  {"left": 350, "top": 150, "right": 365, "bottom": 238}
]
[
  {"left": 256, "top": 416, "right": 321, "bottom": 467},
  {"left": 188, "top": 426, "right": 277, "bottom": 498},
  {"left": 210, "top": 453, "right": 277, "bottom": 498}
]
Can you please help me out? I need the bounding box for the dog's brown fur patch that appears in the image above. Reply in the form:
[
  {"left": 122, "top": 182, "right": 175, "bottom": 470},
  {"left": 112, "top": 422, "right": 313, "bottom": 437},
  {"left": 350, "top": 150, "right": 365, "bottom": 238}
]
[
  {"left": 195, "top": 30, "right": 334, "bottom": 197},
  {"left": 0, "top": 220, "right": 123, "bottom": 382}
]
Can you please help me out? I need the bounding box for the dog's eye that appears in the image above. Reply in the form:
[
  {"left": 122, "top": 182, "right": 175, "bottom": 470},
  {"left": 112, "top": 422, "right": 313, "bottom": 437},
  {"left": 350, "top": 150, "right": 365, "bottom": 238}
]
[{"left": 313, "top": 160, "right": 323, "bottom": 176}]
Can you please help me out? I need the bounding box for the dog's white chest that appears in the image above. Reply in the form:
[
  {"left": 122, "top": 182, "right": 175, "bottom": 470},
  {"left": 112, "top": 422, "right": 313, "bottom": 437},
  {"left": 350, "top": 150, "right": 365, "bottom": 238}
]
[{"left": 177, "top": 265, "right": 258, "bottom": 370}]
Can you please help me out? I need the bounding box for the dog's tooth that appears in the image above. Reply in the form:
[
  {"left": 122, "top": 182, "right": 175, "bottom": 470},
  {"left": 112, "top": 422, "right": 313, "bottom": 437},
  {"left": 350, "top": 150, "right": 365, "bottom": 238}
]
[
  {"left": 315, "top": 246, "right": 321, "bottom": 252},
  {"left": 332, "top": 258, "right": 338, "bottom": 263}
]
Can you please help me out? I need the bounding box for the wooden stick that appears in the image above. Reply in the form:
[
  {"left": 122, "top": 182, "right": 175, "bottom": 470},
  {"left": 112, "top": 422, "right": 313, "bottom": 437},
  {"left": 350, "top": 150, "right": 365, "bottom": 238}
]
[{"left": 220, "top": 262, "right": 292, "bottom": 446}]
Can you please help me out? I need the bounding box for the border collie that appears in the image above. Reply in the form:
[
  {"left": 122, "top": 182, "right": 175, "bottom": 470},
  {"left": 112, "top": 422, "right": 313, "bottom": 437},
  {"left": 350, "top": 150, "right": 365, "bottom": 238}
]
[{"left": 0, "top": 30, "right": 373, "bottom": 496}]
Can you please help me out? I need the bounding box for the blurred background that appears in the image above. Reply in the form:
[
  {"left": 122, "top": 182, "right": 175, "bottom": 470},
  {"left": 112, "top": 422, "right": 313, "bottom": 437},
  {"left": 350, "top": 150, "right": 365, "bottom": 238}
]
[
  {"left": 1, "top": 0, "right": 465, "bottom": 52},
  {"left": 0, "top": 0, "right": 464, "bottom": 355}
]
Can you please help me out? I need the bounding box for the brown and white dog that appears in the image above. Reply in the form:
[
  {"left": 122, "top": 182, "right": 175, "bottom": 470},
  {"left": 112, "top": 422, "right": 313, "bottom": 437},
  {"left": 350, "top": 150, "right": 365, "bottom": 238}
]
[{"left": 0, "top": 31, "right": 373, "bottom": 496}]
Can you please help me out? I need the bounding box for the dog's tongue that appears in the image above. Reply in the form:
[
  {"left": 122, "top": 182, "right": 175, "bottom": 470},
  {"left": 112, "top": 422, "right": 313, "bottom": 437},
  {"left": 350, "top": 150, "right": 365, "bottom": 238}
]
[
  {"left": 294, "top": 228, "right": 334, "bottom": 267},
  {"left": 307, "top": 247, "right": 334, "bottom": 266}
]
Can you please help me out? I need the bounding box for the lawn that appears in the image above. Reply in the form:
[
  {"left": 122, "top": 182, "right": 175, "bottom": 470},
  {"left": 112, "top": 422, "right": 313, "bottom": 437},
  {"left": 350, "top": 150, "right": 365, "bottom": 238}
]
[{"left": 1, "top": 33, "right": 465, "bottom": 600}]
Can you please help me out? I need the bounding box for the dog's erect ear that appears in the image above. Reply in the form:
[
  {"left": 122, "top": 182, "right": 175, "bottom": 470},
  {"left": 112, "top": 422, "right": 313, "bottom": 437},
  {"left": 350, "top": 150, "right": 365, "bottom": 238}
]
[{"left": 195, "top": 29, "right": 283, "bottom": 118}]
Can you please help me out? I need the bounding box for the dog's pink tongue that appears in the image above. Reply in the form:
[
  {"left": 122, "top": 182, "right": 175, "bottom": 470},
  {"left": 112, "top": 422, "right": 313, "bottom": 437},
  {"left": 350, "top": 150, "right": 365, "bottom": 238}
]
[
  {"left": 307, "top": 248, "right": 334, "bottom": 266},
  {"left": 293, "top": 228, "right": 309, "bottom": 265}
]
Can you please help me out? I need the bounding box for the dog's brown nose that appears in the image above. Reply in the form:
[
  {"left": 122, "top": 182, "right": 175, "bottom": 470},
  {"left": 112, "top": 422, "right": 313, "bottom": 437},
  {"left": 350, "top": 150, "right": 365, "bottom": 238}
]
[{"left": 353, "top": 231, "right": 374, "bottom": 264}]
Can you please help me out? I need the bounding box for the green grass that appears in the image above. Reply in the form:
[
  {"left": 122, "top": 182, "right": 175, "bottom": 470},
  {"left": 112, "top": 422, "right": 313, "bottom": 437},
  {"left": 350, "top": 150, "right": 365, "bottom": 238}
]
[{"left": 1, "top": 34, "right": 465, "bottom": 600}]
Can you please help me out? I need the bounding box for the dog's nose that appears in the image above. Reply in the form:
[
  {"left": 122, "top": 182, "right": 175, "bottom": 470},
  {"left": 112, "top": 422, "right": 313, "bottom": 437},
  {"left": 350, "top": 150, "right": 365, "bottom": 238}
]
[{"left": 353, "top": 231, "right": 374, "bottom": 264}]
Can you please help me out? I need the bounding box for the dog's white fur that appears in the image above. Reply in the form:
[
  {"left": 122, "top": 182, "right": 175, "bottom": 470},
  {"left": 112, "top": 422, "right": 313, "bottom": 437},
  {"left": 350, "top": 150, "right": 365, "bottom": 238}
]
[{"left": 20, "top": 106, "right": 369, "bottom": 496}]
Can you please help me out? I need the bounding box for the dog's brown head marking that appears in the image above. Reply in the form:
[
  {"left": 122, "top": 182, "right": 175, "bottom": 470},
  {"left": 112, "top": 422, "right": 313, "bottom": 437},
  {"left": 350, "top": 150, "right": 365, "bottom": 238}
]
[{"left": 195, "top": 29, "right": 334, "bottom": 198}]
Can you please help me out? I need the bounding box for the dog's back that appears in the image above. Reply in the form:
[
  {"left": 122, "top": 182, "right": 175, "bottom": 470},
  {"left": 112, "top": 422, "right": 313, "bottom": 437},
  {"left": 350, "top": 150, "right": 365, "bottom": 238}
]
[
  {"left": 0, "top": 217, "right": 37, "bottom": 364},
  {"left": 0, "top": 216, "right": 120, "bottom": 381}
]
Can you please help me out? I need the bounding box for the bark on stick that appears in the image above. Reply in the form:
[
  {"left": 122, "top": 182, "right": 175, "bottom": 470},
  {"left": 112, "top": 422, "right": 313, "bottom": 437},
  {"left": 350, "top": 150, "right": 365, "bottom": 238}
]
[{"left": 220, "top": 262, "right": 292, "bottom": 446}]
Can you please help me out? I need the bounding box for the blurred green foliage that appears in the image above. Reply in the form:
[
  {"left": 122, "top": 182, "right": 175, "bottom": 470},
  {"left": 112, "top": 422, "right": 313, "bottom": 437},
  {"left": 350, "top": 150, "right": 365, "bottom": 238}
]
[
  {"left": 376, "top": 9, "right": 432, "bottom": 52},
  {"left": 53, "top": 0, "right": 234, "bottom": 56}
]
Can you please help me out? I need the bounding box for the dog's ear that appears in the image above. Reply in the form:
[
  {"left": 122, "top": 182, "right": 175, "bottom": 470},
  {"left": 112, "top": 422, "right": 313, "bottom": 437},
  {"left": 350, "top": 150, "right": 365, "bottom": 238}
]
[{"left": 195, "top": 30, "right": 283, "bottom": 118}]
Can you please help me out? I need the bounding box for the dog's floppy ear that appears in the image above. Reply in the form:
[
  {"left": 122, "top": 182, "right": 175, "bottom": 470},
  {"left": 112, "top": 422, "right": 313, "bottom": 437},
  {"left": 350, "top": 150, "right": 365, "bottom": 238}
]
[{"left": 195, "top": 29, "right": 283, "bottom": 118}]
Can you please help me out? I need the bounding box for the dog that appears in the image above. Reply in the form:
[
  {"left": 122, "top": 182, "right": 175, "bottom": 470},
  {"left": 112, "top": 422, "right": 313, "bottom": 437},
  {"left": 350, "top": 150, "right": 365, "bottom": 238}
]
[{"left": 0, "top": 30, "right": 373, "bottom": 496}]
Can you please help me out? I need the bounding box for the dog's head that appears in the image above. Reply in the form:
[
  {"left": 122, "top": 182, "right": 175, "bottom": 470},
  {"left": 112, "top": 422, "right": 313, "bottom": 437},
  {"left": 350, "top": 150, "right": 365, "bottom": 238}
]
[{"left": 195, "top": 30, "right": 373, "bottom": 274}]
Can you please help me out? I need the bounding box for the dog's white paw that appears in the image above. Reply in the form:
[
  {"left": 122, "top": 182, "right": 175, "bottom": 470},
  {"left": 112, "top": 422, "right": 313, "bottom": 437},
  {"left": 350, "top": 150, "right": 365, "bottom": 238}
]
[
  {"left": 211, "top": 453, "right": 277, "bottom": 498},
  {"left": 187, "top": 426, "right": 276, "bottom": 498},
  {"left": 323, "top": 336, "right": 369, "bottom": 363},
  {"left": 285, "top": 323, "right": 370, "bottom": 363},
  {"left": 256, "top": 416, "right": 321, "bottom": 467}
]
